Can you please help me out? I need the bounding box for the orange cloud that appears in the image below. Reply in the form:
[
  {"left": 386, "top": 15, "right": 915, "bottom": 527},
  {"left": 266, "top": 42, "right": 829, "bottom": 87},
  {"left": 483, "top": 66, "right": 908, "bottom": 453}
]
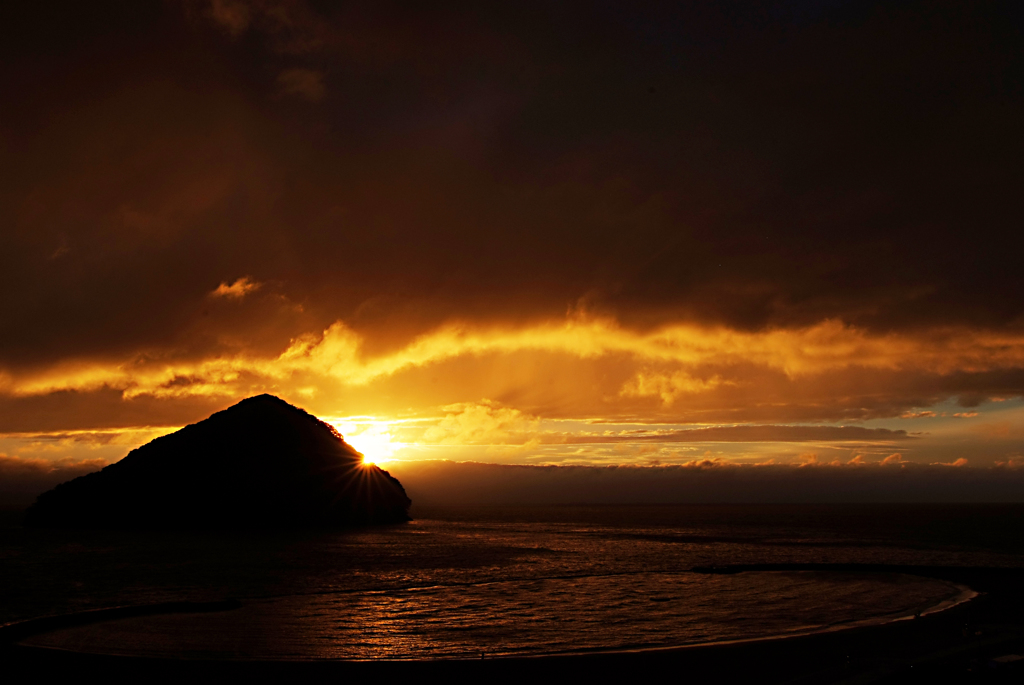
[{"left": 210, "top": 276, "right": 261, "bottom": 299}]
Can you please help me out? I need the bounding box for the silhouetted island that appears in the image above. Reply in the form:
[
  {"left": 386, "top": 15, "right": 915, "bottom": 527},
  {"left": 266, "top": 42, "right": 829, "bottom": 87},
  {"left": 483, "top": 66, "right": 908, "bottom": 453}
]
[{"left": 24, "top": 395, "right": 412, "bottom": 528}]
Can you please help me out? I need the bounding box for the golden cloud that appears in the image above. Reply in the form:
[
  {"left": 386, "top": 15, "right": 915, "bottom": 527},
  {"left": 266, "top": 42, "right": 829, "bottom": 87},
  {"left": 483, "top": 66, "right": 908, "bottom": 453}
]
[
  {"left": 619, "top": 371, "right": 730, "bottom": 406},
  {"left": 5, "top": 317, "right": 1024, "bottom": 406},
  {"left": 422, "top": 400, "right": 540, "bottom": 445}
]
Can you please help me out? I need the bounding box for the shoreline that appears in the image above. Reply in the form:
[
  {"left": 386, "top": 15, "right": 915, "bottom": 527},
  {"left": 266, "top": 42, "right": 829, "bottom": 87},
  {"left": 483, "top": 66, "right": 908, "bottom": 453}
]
[
  {"left": 552, "top": 578, "right": 978, "bottom": 662},
  {"left": 6, "top": 563, "right": 1022, "bottom": 683},
  {"left": 2, "top": 566, "right": 974, "bottom": 662}
]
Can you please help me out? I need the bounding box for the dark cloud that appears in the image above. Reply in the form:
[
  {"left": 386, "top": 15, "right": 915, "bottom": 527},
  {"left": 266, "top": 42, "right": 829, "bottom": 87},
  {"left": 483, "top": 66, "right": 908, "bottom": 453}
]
[
  {"left": 1, "top": 1, "right": 1024, "bottom": 442},
  {"left": 276, "top": 68, "right": 325, "bottom": 101},
  {"left": 4, "top": 2, "right": 1024, "bottom": 353},
  {"left": 390, "top": 460, "right": 1024, "bottom": 506}
]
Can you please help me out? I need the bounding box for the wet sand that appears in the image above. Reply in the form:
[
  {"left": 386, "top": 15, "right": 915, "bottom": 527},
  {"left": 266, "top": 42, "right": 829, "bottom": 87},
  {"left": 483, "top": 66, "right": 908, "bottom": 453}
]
[{"left": 4, "top": 564, "right": 1024, "bottom": 683}]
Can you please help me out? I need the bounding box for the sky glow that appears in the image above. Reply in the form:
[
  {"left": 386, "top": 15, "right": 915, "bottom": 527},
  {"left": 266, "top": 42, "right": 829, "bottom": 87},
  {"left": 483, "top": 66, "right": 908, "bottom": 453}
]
[{"left": 1, "top": 1, "right": 1023, "bottom": 499}]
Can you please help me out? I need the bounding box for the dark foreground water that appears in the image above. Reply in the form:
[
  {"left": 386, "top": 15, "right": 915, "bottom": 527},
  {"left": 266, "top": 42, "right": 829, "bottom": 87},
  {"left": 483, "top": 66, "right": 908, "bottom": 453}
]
[{"left": 3, "top": 504, "right": 1024, "bottom": 660}]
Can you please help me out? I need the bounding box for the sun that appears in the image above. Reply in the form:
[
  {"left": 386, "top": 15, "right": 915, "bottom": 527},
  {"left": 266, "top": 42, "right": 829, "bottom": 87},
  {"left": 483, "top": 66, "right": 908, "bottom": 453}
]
[{"left": 329, "top": 420, "right": 404, "bottom": 466}]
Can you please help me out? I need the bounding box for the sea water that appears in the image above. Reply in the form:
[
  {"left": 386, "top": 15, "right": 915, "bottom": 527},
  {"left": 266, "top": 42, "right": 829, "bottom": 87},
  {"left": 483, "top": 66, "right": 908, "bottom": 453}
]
[{"left": 3, "top": 504, "right": 1023, "bottom": 659}]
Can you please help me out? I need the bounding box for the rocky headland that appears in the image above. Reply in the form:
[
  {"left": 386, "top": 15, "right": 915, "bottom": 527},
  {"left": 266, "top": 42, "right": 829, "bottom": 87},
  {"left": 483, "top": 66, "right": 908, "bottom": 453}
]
[{"left": 24, "top": 395, "right": 411, "bottom": 528}]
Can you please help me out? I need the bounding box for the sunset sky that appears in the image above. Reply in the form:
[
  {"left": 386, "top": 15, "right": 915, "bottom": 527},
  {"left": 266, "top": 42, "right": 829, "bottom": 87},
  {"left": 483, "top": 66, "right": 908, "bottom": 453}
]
[{"left": 2, "top": 1, "right": 1024, "bottom": 499}]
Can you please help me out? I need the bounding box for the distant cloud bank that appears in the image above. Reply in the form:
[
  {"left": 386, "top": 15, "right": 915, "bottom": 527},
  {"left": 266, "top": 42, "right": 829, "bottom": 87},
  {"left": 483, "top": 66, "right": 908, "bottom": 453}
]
[
  {"left": 0, "top": 455, "right": 109, "bottom": 507},
  {"left": 389, "top": 460, "right": 1024, "bottom": 506}
]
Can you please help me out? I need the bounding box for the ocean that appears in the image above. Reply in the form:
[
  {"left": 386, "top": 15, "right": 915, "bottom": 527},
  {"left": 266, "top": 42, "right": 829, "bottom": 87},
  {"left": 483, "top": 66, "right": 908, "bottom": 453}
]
[{"left": 3, "top": 504, "right": 1023, "bottom": 660}]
